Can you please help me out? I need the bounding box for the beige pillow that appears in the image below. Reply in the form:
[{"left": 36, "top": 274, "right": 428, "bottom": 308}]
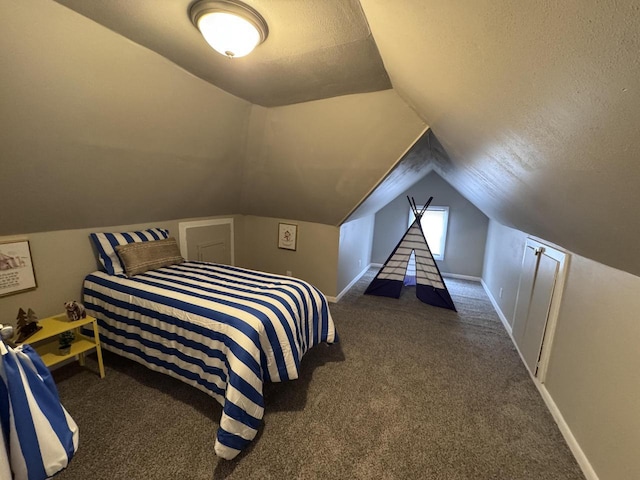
[{"left": 115, "top": 237, "right": 184, "bottom": 277}]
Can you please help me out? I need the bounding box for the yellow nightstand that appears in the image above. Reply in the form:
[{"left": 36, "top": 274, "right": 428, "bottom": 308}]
[{"left": 18, "top": 314, "right": 105, "bottom": 378}]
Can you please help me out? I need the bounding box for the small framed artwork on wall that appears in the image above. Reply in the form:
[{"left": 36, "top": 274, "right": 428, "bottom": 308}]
[
  {"left": 0, "top": 240, "right": 37, "bottom": 297},
  {"left": 278, "top": 223, "right": 298, "bottom": 251}
]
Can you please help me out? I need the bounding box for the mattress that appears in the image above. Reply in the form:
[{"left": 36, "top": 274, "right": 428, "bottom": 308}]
[{"left": 82, "top": 261, "right": 337, "bottom": 459}]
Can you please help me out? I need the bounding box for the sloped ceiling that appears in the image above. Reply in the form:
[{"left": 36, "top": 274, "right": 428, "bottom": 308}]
[
  {"left": 0, "top": 0, "right": 252, "bottom": 235},
  {"left": 2, "top": 0, "right": 640, "bottom": 278},
  {"left": 240, "top": 92, "right": 426, "bottom": 225},
  {"left": 360, "top": 0, "right": 640, "bottom": 276},
  {"left": 344, "top": 128, "right": 436, "bottom": 223},
  {"left": 0, "top": 0, "right": 425, "bottom": 236}
]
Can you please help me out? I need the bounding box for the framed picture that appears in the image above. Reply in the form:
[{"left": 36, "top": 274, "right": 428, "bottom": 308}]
[
  {"left": 0, "top": 240, "right": 37, "bottom": 297},
  {"left": 278, "top": 223, "right": 298, "bottom": 251}
]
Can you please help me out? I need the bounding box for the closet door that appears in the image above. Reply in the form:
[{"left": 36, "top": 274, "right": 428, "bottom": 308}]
[
  {"left": 512, "top": 244, "right": 538, "bottom": 331},
  {"left": 512, "top": 239, "right": 567, "bottom": 379}
]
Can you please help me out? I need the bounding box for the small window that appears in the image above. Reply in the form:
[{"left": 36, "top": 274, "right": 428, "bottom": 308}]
[{"left": 408, "top": 206, "right": 449, "bottom": 260}]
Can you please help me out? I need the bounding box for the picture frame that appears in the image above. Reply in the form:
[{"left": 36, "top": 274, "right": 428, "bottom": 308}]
[
  {"left": 0, "top": 240, "right": 37, "bottom": 297},
  {"left": 278, "top": 223, "right": 298, "bottom": 251}
]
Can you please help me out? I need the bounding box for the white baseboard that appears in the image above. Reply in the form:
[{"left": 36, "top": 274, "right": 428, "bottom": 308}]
[
  {"left": 480, "top": 279, "right": 512, "bottom": 334},
  {"left": 536, "top": 384, "right": 599, "bottom": 480},
  {"left": 370, "top": 262, "right": 384, "bottom": 268},
  {"left": 442, "top": 272, "right": 482, "bottom": 282},
  {"left": 332, "top": 263, "right": 374, "bottom": 303},
  {"left": 480, "top": 279, "right": 599, "bottom": 480}
]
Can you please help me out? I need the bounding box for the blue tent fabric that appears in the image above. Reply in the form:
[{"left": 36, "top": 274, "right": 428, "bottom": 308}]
[
  {"left": 416, "top": 284, "right": 456, "bottom": 310},
  {"left": 0, "top": 341, "right": 79, "bottom": 480}
]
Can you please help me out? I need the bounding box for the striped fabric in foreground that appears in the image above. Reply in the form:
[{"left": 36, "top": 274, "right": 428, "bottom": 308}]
[
  {"left": 0, "top": 342, "right": 79, "bottom": 480},
  {"left": 82, "top": 262, "right": 337, "bottom": 459}
]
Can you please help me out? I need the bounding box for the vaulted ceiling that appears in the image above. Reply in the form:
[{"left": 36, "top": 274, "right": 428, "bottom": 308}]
[{"left": 2, "top": 0, "right": 640, "bottom": 277}]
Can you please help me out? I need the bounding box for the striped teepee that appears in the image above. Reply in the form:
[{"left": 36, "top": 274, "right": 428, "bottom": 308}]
[{"left": 365, "top": 196, "right": 456, "bottom": 311}]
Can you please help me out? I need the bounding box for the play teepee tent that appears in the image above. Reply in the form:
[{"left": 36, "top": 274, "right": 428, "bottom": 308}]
[{"left": 365, "top": 196, "right": 457, "bottom": 311}]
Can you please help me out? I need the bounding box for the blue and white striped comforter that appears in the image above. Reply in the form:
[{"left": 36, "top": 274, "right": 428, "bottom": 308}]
[{"left": 82, "top": 262, "right": 337, "bottom": 459}]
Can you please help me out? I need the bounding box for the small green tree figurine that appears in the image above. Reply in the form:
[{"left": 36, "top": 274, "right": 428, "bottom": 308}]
[{"left": 58, "top": 330, "right": 75, "bottom": 355}]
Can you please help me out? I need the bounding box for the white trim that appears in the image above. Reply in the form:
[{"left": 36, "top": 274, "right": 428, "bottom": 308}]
[
  {"left": 370, "top": 262, "right": 384, "bottom": 268},
  {"left": 514, "top": 238, "right": 569, "bottom": 382},
  {"left": 533, "top": 240, "right": 569, "bottom": 383},
  {"left": 442, "top": 272, "right": 481, "bottom": 282},
  {"left": 481, "top": 279, "right": 513, "bottom": 334},
  {"left": 527, "top": 235, "right": 568, "bottom": 254},
  {"left": 325, "top": 296, "right": 338, "bottom": 303},
  {"left": 482, "top": 279, "right": 598, "bottom": 480},
  {"left": 515, "top": 339, "right": 598, "bottom": 480},
  {"left": 334, "top": 264, "right": 375, "bottom": 302},
  {"left": 178, "top": 218, "right": 235, "bottom": 265},
  {"left": 536, "top": 384, "right": 600, "bottom": 480},
  {"left": 409, "top": 205, "right": 449, "bottom": 260}
]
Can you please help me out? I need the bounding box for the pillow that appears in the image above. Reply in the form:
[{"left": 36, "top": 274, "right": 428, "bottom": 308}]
[
  {"left": 115, "top": 237, "right": 184, "bottom": 277},
  {"left": 90, "top": 228, "right": 170, "bottom": 275}
]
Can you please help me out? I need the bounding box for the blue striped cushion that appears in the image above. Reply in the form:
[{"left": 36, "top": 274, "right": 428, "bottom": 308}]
[{"left": 90, "top": 228, "right": 170, "bottom": 275}]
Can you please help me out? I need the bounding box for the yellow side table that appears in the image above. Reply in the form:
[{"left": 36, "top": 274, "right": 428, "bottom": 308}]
[{"left": 18, "top": 314, "right": 105, "bottom": 378}]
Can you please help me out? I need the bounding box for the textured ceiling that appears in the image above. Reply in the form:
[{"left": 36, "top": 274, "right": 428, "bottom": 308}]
[
  {"left": 360, "top": 0, "right": 640, "bottom": 276},
  {"left": 52, "top": 0, "right": 391, "bottom": 106},
  {"left": 0, "top": 0, "right": 423, "bottom": 237},
  {"left": 3, "top": 0, "right": 640, "bottom": 279}
]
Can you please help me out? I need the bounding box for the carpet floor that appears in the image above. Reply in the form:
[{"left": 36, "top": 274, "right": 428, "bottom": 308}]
[{"left": 53, "top": 269, "right": 585, "bottom": 479}]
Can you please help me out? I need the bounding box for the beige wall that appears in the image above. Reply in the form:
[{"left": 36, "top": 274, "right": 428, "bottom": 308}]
[
  {"left": 0, "top": 214, "right": 343, "bottom": 323},
  {"left": 0, "top": 0, "right": 251, "bottom": 236},
  {"left": 242, "top": 91, "right": 426, "bottom": 226},
  {"left": 482, "top": 220, "right": 640, "bottom": 480},
  {"left": 482, "top": 221, "right": 528, "bottom": 326},
  {"left": 545, "top": 256, "right": 640, "bottom": 480},
  {"left": 237, "top": 216, "right": 340, "bottom": 297},
  {"left": 337, "top": 215, "right": 375, "bottom": 295},
  {"left": 0, "top": 216, "right": 247, "bottom": 324},
  {"left": 1, "top": 220, "right": 175, "bottom": 323}
]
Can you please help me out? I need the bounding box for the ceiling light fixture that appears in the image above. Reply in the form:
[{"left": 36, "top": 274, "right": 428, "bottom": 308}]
[{"left": 190, "top": 0, "right": 268, "bottom": 59}]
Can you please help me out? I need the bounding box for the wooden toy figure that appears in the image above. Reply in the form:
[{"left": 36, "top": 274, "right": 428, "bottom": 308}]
[
  {"left": 16, "top": 308, "right": 42, "bottom": 343},
  {"left": 64, "top": 301, "right": 86, "bottom": 321}
]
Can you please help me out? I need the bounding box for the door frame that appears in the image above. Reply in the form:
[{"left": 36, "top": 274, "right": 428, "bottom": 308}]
[
  {"left": 178, "top": 218, "right": 235, "bottom": 265},
  {"left": 515, "top": 237, "right": 570, "bottom": 382}
]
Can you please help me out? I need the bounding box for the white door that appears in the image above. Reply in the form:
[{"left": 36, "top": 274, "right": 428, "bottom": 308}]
[
  {"left": 511, "top": 245, "right": 538, "bottom": 331},
  {"left": 512, "top": 239, "right": 567, "bottom": 379}
]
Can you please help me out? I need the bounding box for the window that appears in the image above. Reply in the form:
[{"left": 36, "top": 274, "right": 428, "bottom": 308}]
[{"left": 408, "top": 206, "right": 449, "bottom": 260}]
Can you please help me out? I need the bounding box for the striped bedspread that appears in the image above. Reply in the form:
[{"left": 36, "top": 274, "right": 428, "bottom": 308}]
[{"left": 82, "top": 261, "right": 337, "bottom": 459}]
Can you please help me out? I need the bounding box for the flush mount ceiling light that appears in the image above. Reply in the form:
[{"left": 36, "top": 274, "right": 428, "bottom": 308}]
[{"left": 190, "top": 0, "right": 268, "bottom": 58}]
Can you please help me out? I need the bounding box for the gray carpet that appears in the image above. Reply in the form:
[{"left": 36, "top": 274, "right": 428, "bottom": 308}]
[{"left": 54, "top": 269, "right": 585, "bottom": 479}]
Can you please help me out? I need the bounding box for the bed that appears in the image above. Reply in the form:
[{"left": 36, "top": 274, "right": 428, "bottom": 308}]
[{"left": 82, "top": 230, "right": 337, "bottom": 459}]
